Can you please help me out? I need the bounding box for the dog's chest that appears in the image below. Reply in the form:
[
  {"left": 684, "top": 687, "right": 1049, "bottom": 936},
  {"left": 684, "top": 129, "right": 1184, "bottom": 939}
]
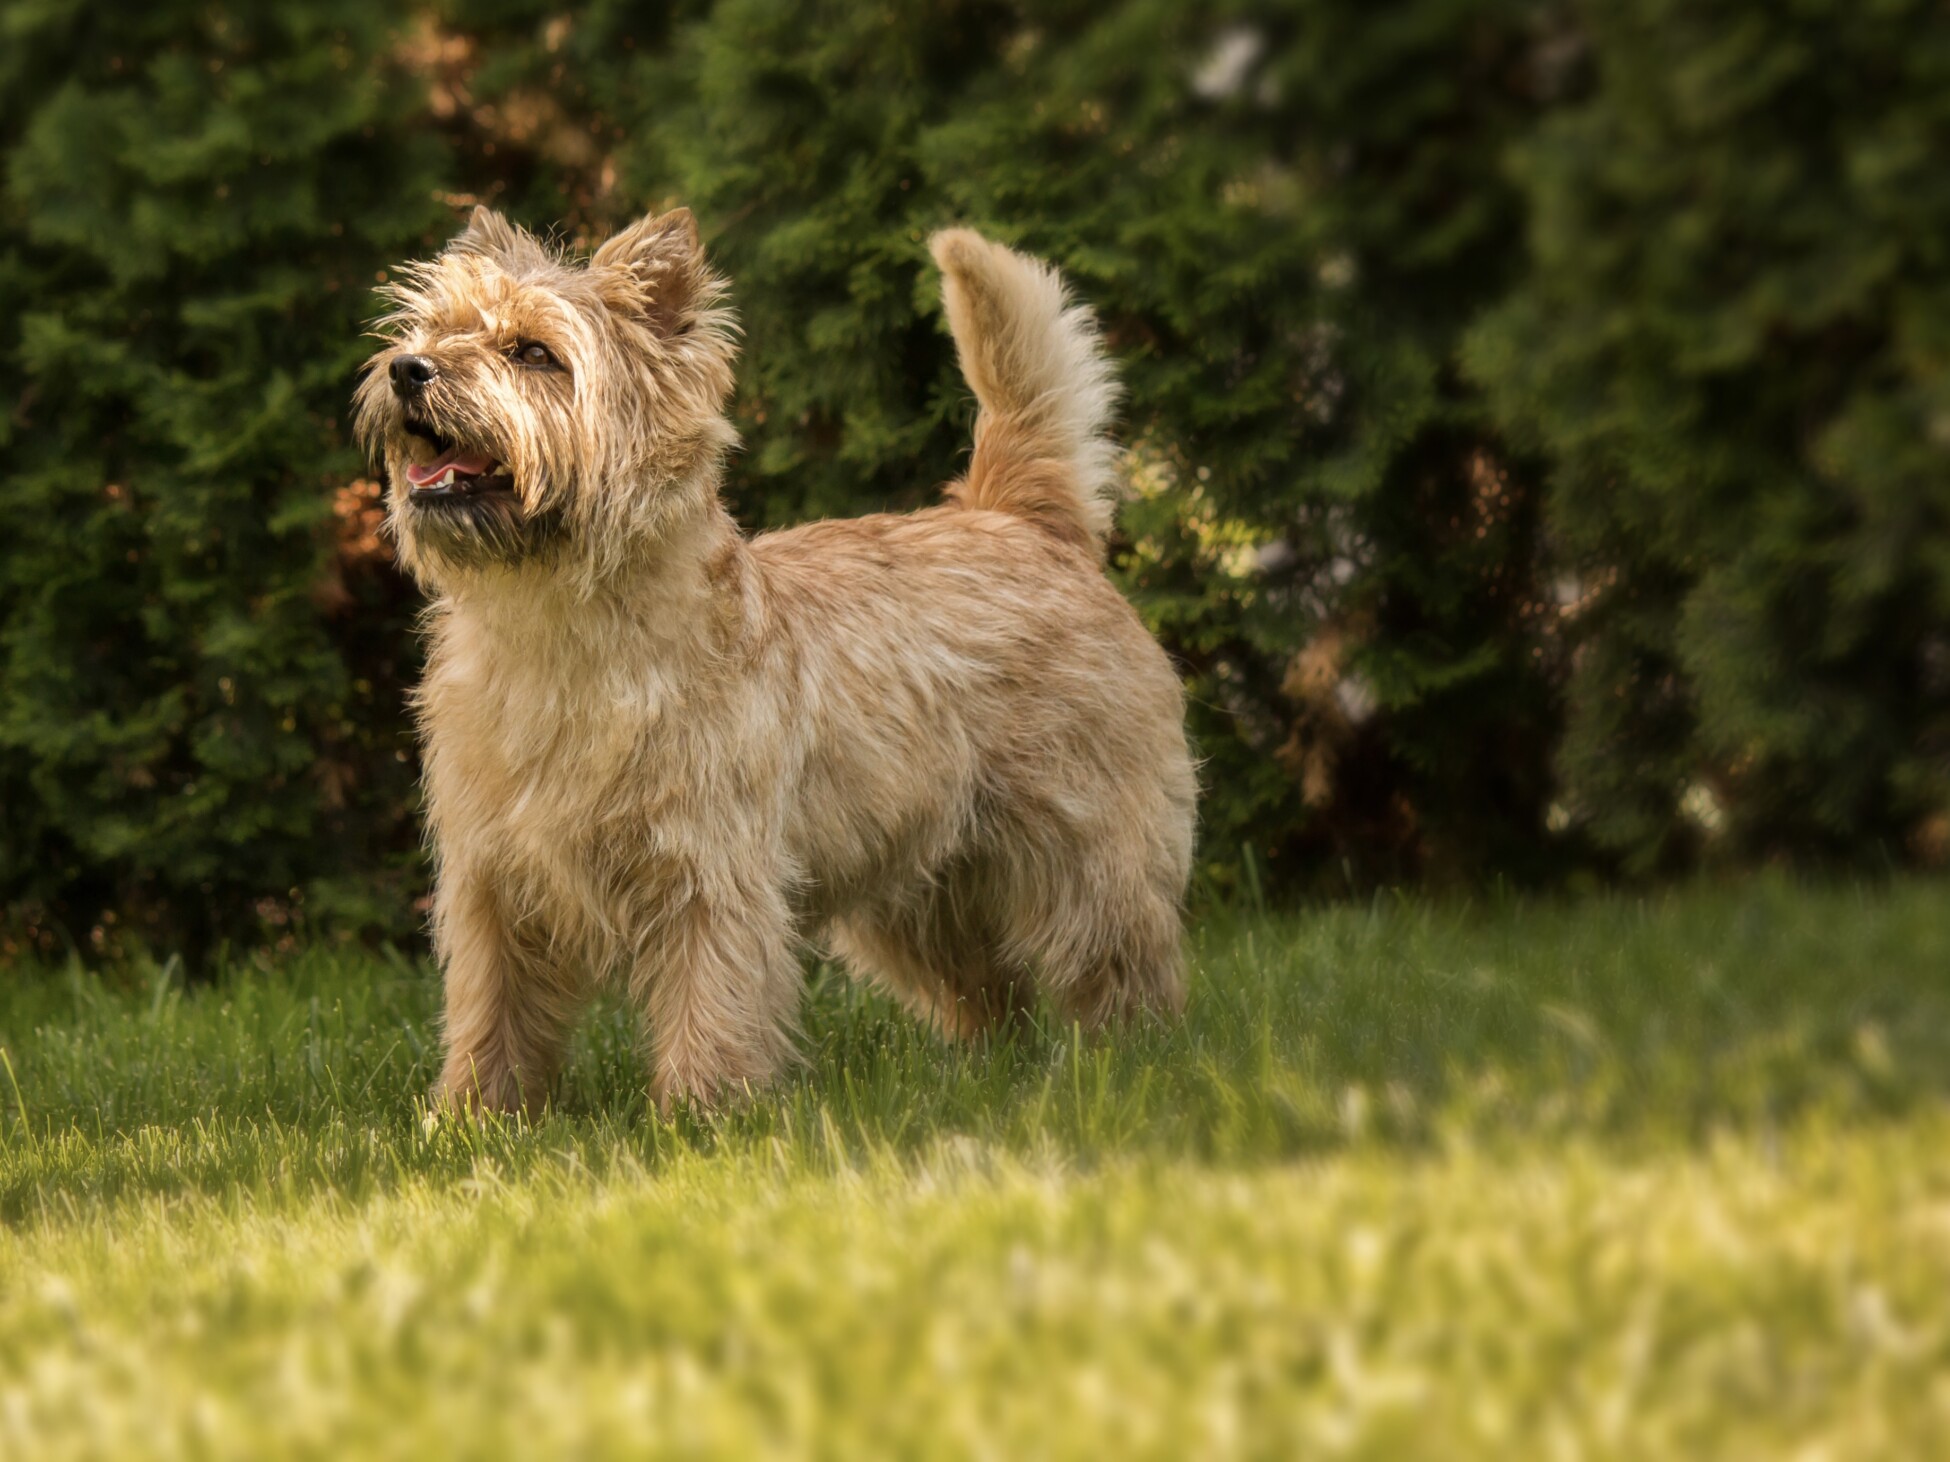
[{"left": 422, "top": 640, "right": 693, "bottom": 871}]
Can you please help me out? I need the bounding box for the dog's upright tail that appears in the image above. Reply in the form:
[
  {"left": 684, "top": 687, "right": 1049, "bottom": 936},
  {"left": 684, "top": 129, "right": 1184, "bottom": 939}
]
[{"left": 930, "top": 230, "right": 1121, "bottom": 558}]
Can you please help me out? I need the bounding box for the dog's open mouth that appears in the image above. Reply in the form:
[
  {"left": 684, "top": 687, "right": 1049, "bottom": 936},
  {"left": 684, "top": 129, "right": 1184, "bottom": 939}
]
[{"left": 402, "top": 419, "right": 516, "bottom": 505}]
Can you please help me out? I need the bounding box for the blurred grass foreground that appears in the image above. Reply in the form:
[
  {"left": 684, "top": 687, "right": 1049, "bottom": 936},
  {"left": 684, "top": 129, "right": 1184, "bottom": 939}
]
[{"left": 3, "top": 877, "right": 1948, "bottom": 1457}]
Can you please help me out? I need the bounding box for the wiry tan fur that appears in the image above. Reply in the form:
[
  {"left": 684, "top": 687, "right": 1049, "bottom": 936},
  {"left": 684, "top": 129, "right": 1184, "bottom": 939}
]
[{"left": 354, "top": 207, "right": 1196, "bottom": 1113}]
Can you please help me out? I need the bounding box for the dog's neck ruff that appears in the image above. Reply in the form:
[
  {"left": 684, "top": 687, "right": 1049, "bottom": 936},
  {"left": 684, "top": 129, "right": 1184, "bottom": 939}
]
[{"left": 433, "top": 490, "right": 749, "bottom": 683}]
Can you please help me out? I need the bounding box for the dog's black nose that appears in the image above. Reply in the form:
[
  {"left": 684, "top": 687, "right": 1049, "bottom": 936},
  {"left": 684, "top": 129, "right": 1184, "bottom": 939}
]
[{"left": 390, "top": 354, "right": 437, "bottom": 397}]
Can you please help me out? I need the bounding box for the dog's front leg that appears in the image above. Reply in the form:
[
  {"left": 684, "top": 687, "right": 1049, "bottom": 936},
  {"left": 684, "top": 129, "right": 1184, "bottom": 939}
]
[
  {"left": 631, "top": 870, "right": 801, "bottom": 1113},
  {"left": 433, "top": 871, "right": 584, "bottom": 1116}
]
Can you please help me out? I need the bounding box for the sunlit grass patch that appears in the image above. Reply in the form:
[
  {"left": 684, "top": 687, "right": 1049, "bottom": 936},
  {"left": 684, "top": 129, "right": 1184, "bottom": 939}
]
[{"left": 1, "top": 876, "right": 1947, "bottom": 1457}]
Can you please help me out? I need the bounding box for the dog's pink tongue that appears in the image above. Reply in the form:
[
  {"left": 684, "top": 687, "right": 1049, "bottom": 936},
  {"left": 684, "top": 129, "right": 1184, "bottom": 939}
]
[{"left": 405, "top": 449, "right": 495, "bottom": 487}]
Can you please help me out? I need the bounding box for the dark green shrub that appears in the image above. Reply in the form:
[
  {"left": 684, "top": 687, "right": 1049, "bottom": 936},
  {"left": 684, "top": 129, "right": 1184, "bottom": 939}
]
[
  {"left": 0, "top": 1, "right": 446, "bottom": 954},
  {"left": 1469, "top": 0, "right": 1950, "bottom": 869}
]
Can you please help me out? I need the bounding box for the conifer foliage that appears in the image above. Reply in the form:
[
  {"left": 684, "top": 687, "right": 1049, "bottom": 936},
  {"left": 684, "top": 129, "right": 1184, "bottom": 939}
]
[
  {"left": 1, "top": 3, "right": 446, "bottom": 952},
  {"left": 1468, "top": 0, "right": 1950, "bottom": 870}
]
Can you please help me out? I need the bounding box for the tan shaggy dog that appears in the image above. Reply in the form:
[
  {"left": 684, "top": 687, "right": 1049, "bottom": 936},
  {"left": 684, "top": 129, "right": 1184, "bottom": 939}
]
[{"left": 354, "top": 206, "right": 1196, "bottom": 1113}]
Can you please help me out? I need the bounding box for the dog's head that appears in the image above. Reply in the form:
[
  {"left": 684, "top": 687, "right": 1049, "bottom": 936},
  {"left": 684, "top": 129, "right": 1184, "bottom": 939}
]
[{"left": 353, "top": 206, "right": 737, "bottom": 584}]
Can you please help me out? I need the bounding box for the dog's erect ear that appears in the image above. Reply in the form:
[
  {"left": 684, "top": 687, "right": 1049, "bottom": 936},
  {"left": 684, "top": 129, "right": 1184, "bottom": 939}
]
[
  {"left": 592, "top": 208, "right": 706, "bottom": 332},
  {"left": 450, "top": 205, "right": 515, "bottom": 254}
]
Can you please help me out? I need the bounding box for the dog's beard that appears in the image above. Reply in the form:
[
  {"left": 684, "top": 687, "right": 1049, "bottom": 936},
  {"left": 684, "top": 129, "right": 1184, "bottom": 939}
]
[
  {"left": 401, "top": 478, "right": 562, "bottom": 568},
  {"left": 389, "top": 409, "right": 564, "bottom": 569}
]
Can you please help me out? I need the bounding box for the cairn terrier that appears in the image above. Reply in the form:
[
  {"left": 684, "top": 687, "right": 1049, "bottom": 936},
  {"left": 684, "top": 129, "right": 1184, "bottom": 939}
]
[{"left": 355, "top": 205, "right": 1195, "bottom": 1113}]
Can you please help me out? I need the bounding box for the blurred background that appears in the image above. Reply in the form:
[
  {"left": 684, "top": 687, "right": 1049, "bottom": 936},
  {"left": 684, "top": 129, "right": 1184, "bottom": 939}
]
[{"left": 2, "top": 0, "right": 1946, "bottom": 961}]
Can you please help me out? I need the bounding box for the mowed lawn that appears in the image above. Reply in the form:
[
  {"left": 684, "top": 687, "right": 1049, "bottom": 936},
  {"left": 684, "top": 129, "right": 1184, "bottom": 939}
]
[{"left": 3, "top": 879, "right": 1949, "bottom": 1458}]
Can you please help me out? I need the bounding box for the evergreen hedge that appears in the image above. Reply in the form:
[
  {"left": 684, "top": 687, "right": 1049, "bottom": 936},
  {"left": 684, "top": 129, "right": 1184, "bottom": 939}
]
[
  {"left": 1468, "top": 0, "right": 1950, "bottom": 871},
  {"left": 1, "top": 2, "right": 448, "bottom": 955},
  {"left": 3, "top": 0, "right": 1944, "bottom": 952}
]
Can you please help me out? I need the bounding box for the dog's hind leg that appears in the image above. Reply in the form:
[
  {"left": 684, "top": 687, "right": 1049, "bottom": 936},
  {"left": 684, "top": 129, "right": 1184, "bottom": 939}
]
[
  {"left": 828, "top": 877, "right": 1036, "bottom": 1040},
  {"left": 1046, "top": 887, "right": 1185, "bottom": 1029},
  {"left": 996, "top": 844, "right": 1187, "bottom": 1032}
]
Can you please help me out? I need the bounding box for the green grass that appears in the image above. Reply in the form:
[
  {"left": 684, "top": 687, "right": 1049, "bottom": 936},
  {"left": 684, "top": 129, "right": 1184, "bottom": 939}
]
[{"left": 2, "top": 877, "right": 1948, "bottom": 1457}]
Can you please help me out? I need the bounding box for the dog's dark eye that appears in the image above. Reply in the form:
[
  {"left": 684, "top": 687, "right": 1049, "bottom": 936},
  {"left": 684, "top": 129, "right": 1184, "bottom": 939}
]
[{"left": 513, "top": 341, "right": 557, "bottom": 369}]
